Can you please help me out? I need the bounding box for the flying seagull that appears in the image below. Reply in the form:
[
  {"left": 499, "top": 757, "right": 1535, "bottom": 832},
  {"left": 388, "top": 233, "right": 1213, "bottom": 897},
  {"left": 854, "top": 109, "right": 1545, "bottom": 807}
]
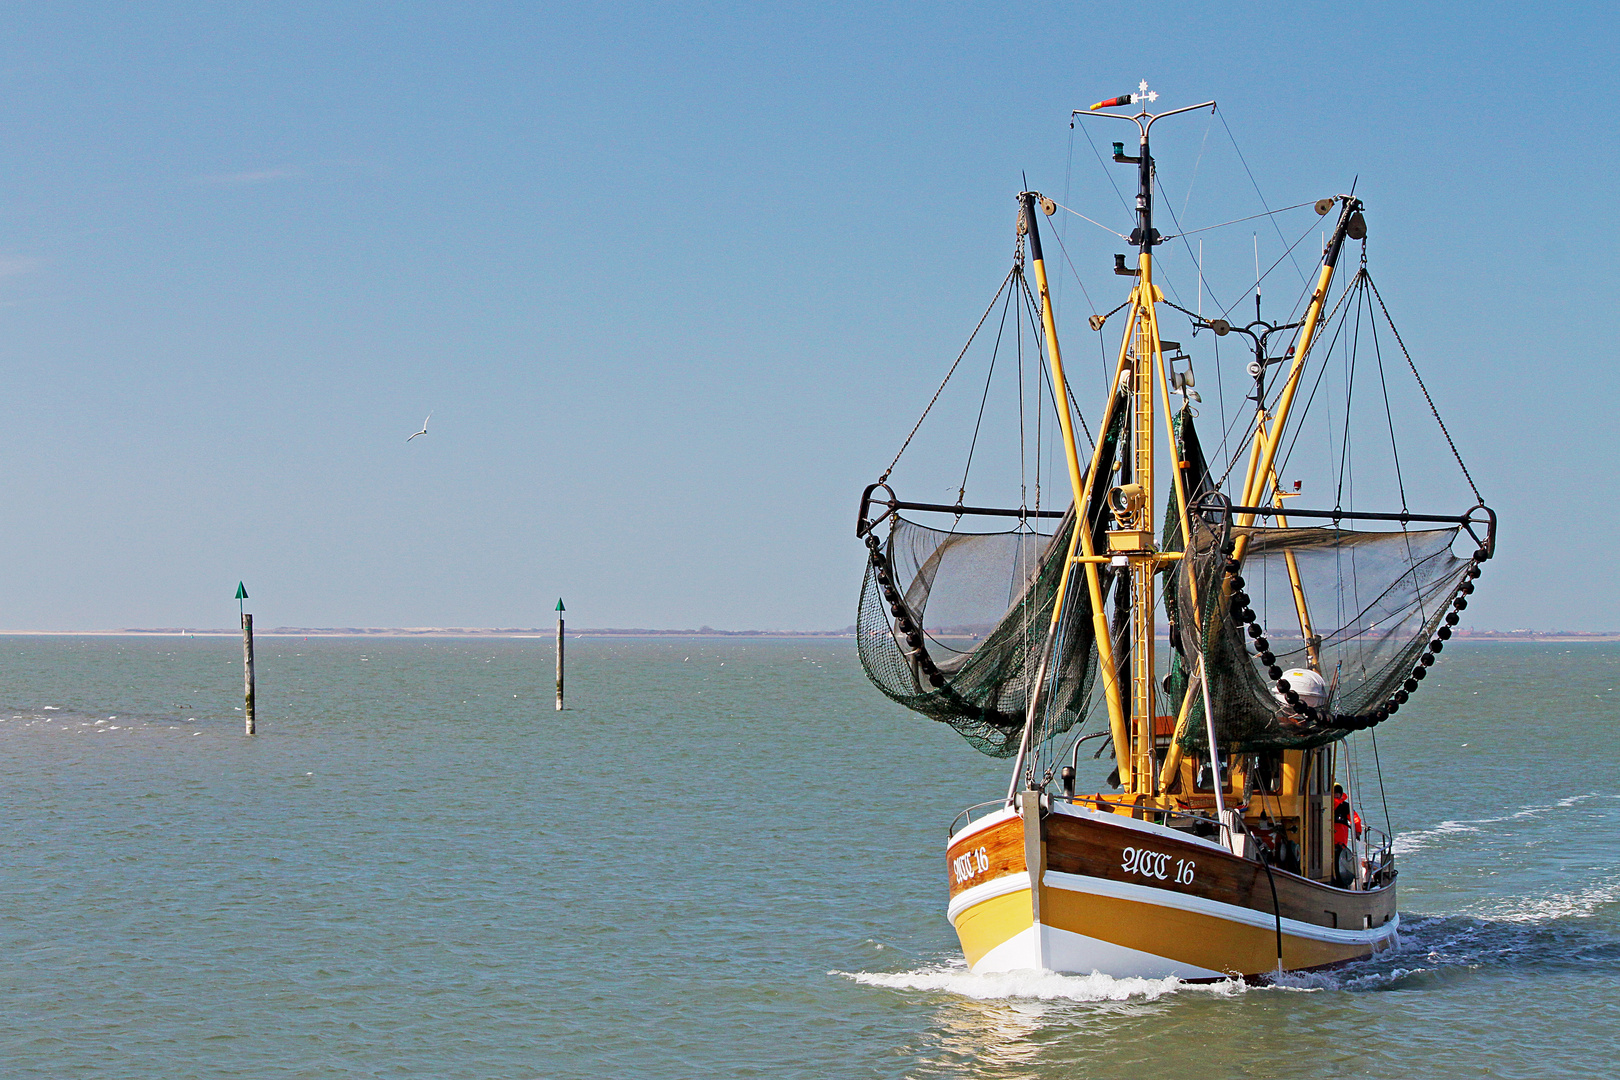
[{"left": 406, "top": 414, "right": 431, "bottom": 442}]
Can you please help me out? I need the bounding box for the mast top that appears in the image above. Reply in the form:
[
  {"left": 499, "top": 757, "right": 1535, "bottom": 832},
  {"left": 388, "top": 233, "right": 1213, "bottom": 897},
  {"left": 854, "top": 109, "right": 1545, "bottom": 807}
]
[{"left": 1088, "top": 81, "right": 1158, "bottom": 114}]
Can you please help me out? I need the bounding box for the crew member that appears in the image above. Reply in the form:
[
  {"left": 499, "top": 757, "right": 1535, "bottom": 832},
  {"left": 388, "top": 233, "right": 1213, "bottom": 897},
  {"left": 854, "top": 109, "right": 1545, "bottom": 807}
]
[{"left": 1332, "top": 783, "right": 1359, "bottom": 886}]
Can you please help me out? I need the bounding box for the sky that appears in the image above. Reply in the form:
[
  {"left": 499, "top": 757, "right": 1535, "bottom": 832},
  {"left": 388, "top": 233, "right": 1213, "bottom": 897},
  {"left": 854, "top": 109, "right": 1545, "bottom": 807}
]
[{"left": 0, "top": 2, "right": 1614, "bottom": 631}]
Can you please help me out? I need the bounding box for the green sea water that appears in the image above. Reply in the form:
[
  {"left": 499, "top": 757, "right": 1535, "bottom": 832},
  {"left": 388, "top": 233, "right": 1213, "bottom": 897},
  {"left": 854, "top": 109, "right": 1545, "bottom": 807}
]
[{"left": 0, "top": 636, "right": 1614, "bottom": 1078}]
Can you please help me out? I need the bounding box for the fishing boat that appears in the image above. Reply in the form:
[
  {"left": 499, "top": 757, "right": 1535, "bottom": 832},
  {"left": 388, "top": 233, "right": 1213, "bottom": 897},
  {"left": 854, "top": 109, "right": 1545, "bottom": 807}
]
[{"left": 854, "top": 87, "right": 1494, "bottom": 980}]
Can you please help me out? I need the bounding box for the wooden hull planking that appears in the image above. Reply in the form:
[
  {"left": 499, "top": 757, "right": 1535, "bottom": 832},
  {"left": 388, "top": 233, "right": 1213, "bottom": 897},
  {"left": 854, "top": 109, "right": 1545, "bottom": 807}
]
[{"left": 946, "top": 798, "right": 1398, "bottom": 979}]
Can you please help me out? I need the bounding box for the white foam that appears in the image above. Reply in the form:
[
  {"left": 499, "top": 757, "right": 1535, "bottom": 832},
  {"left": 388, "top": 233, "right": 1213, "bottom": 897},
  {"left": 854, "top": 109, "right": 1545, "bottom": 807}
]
[
  {"left": 1392, "top": 792, "right": 1612, "bottom": 854},
  {"left": 1481, "top": 875, "right": 1620, "bottom": 923},
  {"left": 836, "top": 962, "right": 1243, "bottom": 1002}
]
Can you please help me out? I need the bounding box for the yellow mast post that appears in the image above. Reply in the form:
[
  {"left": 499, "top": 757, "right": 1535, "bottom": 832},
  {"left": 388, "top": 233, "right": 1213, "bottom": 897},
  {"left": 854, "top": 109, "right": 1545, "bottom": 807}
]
[
  {"left": 1018, "top": 192, "right": 1131, "bottom": 780},
  {"left": 1234, "top": 198, "right": 1363, "bottom": 560},
  {"left": 1129, "top": 265, "right": 1159, "bottom": 796},
  {"left": 1266, "top": 467, "right": 1321, "bottom": 670},
  {"left": 1079, "top": 88, "right": 1215, "bottom": 798}
]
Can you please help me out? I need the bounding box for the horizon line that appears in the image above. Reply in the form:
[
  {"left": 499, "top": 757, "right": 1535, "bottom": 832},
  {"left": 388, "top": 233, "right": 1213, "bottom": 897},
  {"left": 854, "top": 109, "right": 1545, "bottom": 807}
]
[{"left": 0, "top": 626, "right": 1615, "bottom": 640}]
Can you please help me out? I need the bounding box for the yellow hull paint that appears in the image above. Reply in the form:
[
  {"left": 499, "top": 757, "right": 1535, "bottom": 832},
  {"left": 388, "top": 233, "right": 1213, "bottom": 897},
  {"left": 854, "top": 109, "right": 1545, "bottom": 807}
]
[
  {"left": 953, "top": 887, "right": 1033, "bottom": 968},
  {"left": 1041, "top": 885, "right": 1376, "bottom": 976},
  {"left": 951, "top": 875, "right": 1389, "bottom": 978}
]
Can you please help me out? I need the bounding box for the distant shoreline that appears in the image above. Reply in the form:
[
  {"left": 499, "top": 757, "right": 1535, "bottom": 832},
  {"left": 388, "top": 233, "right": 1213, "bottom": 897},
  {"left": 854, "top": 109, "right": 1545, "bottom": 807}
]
[
  {"left": 0, "top": 627, "right": 861, "bottom": 639},
  {"left": 0, "top": 627, "right": 1618, "bottom": 642}
]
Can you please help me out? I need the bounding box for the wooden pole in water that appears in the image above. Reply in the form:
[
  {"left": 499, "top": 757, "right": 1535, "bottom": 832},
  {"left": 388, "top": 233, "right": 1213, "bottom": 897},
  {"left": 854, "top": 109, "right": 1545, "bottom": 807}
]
[
  {"left": 555, "top": 597, "right": 565, "bottom": 711},
  {"left": 237, "top": 581, "right": 255, "bottom": 735}
]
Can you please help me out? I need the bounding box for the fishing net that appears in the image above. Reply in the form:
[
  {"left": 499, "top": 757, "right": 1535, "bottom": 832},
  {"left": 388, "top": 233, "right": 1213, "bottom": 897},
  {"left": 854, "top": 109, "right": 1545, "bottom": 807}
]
[
  {"left": 1173, "top": 512, "right": 1474, "bottom": 752},
  {"left": 856, "top": 411, "right": 1126, "bottom": 757},
  {"left": 1161, "top": 404, "right": 1214, "bottom": 722}
]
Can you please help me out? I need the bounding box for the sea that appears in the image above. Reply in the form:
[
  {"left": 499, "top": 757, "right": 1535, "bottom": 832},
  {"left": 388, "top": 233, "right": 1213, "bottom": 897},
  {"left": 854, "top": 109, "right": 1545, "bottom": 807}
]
[{"left": 0, "top": 635, "right": 1613, "bottom": 1078}]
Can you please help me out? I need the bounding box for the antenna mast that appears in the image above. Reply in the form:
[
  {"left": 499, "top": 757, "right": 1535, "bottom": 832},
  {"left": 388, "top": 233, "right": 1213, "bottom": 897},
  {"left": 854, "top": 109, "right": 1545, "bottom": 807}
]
[{"left": 1069, "top": 86, "right": 1216, "bottom": 796}]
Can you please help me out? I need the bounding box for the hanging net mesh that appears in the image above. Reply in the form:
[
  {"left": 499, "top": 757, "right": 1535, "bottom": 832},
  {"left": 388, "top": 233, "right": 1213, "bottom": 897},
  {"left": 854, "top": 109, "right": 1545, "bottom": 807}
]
[
  {"left": 857, "top": 411, "right": 1126, "bottom": 757},
  {"left": 1172, "top": 511, "right": 1473, "bottom": 752}
]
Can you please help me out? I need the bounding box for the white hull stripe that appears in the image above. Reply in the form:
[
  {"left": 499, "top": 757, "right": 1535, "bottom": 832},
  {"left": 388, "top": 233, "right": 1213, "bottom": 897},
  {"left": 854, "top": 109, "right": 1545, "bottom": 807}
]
[
  {"left": 1043, "top": 869, "right": 1401, "bottom": 946},
  {"left": 946, "top": 871, "right": 1031, "bottom": 925},
  {"left": 948, "top": 868, "right": 1399, "bottom": 948}
]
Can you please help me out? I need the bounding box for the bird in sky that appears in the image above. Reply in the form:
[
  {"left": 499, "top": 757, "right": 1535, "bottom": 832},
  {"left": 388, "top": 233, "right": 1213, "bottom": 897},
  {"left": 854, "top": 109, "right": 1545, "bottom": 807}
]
[{"left": 406, "top": 414, "right": 431, "bottom": 442}]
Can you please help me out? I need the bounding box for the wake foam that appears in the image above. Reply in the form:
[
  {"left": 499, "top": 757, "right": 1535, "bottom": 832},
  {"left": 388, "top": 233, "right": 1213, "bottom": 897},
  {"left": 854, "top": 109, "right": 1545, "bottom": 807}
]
[
  {"left": 1481, "top": 874, "right": 1620, "bottom": 923},
  {"left": 837, "top": 961, "right": 1244, "bottom": 1002},
  {"left": 1392, "top": 792, "right": 1614, "bottom": 854}
]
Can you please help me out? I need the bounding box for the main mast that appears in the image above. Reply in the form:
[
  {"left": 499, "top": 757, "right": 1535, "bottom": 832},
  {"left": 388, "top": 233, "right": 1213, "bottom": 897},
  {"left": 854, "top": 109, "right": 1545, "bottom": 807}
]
[
  {"left": 1086, "top": 88, "right": 1214, "bottom": 800},
  {"left": 1014, "top": 87, "right": 1213, "bottom": 803}
]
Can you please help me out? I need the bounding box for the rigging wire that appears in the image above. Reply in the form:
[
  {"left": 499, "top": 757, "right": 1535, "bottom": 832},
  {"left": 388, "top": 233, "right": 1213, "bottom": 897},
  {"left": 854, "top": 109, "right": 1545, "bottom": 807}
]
[
  {"left": 1154, "top": 174, "right": 1226, "bottom": 314},
  {"left": 1218, "top": 108, "right": 1308, "bottom": 285},
  {"left": 1365, "top": 272, "right": 1483, "bottom": 503},
  {"left": 879, "top": 266, "right": 1016, "bottom": 483},
  {"left": 1073, "top": 113, "right": 1133, "bottom": 217},
  {"left": 1019, "top": 271, "right": 1095, "bottom": 449},
  {"left": 1046, "top": 215, "right": 1103, "bottom": 317},
  {"left": 1215, "top": 214, "right": 1322, "bottom": 322},
  {"left": 1050, "top": 200, "right": 1131, "bottom": 242},
  {"left": 1370, "top": 727, "right": 1394, "bottom": 837},
  {"left": 1017, "top": 272, "right": 1028, "bottom": 510},
  {"left": 1335, "top": 276, "right": 1365, "bottom": 511},
  {"left": 1214, "top": 329, "right": 1229, "bottom": 478},
  {"left": 957, "top": 284, "right": 1018, "bottom": 505},
  {"left": 1180, "top": 109, "right": 1215, "bottom": 225},
  {"left": 1263, "top": 270, "right": 1362, "bottom": 482},
  {"left": 1162, "top": 200, "right": 1319, "bottom": 240},
  {"left": 1368, "top": 285, "right": 1409, "bottom": 512},
  {"left": 1058, "top": 124, "right": 1075, "bottom": 316}
]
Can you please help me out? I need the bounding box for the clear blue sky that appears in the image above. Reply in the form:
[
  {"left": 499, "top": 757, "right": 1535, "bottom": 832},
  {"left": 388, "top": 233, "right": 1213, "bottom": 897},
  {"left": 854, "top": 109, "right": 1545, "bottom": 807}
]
[{"left": 0, "top": 2, "right": 1612, "bottom": 631}]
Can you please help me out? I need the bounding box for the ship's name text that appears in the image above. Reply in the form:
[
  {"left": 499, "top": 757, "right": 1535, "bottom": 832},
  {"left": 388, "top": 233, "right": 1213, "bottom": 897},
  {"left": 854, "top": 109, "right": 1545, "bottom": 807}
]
[
  {"left": 1122, "top": 846, "right": 1195, "bottom": 885},
  {"left": 951, "top": 847, "right": 990, "bottom": 885}
]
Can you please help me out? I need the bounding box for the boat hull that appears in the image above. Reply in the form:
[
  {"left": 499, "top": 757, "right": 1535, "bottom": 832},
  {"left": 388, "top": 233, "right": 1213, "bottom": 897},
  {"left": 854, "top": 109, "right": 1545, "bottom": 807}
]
[{"left": 947, "top": 797, "right": 1398, "bottom": 980}]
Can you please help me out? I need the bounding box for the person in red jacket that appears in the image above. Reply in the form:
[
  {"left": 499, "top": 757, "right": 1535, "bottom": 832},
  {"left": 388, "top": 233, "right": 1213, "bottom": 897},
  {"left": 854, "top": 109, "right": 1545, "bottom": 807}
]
[{"left": 1332, "top": 784, "right": 1363, "bottom": 886}]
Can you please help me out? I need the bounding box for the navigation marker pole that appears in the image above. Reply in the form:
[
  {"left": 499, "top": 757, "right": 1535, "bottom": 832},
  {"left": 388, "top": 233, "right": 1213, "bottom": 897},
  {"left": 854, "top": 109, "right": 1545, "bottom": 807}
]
[
  {"left": 237, "top": 581, "right": 256, "bottom": 735},
  {"left": 555, "top": 598, "right": 565, "bottom": 711}
]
